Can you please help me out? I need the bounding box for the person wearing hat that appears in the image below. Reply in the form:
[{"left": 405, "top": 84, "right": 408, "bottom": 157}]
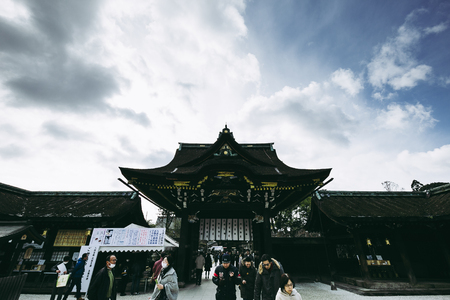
[
  {"left": 212, "top": 253, "right": 240, "bottom": 300},
  {"left": 239, "top": 256, "right": 256, "bottom": 300}
]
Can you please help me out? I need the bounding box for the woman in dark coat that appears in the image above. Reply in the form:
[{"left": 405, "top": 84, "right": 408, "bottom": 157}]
[
  {"left": 204, "top": 252, "right": 213, "bottom": 279},
  {"left": 239, "top": 256, "right": 256, "bottom": 300}
]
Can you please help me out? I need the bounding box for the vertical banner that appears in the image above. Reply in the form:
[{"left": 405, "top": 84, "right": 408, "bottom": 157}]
[
  {"left": 78, "top": 245, "right": 100, "bottom": 293},
  {"left": 244, "top": 219, "right": 250, "bottom": 241},
  {"left": 227, "top": 219, "right": 233, "bottom": 240},
  {"left": 238, "top": 219, "right": 244, "bottom": 241},
  {"left": 199, "top": 219, "right": 205, "bottom": 240},
  {"left": 222, "top": 219, "right": 227, "bottom": 240},
  {"left": 232, "top": 219, "right": 238, "bottom": 240},
  {"left": 216, "top": 218, "right": 221, "bottom": 240},
  {"left": 210, "top": 219, "right": 216, "bottom": 241},
  {"left": 204, "top": 219, "right": 210, "bottom": 241}
]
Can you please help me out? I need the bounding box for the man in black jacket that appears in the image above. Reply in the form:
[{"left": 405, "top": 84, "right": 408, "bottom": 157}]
[
  {"left": 87, "top": 255, "right": 117, "bottom": 300},
  {"left": 254, "top": 254, "right": 284, "bottom": 300},
  {"left": 239, "top": 256, "right": 256, "bottom": 300},
  {"left": 212, "top": 253, "right": 240, "bottom": 300}
]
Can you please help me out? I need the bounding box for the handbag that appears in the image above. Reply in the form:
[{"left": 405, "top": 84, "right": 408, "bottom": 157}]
[{"left": 56, "top": 274, "right": 70, "bottom": 287}]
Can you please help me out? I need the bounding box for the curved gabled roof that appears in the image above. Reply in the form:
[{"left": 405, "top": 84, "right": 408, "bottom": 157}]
[
  {"left": 120, "top": 127, "right": 332, "bottom": 217},
  {"left": 120, "top": 126, "right": 331, "bottom": 183}
]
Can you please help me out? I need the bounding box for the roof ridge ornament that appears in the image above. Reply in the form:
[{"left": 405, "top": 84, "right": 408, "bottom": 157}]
[{"left": 218, "top": 125, "right": 233, "bottom": 139}]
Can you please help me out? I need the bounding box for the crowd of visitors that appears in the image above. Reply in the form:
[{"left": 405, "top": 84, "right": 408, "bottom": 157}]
[{"left": 48, "top": 249, "right": 298, "bottom": 300}]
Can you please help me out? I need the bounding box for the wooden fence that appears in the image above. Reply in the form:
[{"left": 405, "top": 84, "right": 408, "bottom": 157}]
[{"left": 0, "top": 273, "right": 28, "bottom": 300}]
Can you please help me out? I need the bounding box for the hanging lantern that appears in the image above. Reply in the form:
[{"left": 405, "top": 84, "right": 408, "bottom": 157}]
[
  {"left": 385, "top": 238, "right": 390, "bottom": 245},
  {"left": 366, "top": 238, "right": 372, "bottom": 246}
]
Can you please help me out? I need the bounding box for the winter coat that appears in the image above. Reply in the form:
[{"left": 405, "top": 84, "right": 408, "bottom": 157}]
[
  {"left": 254, "top": 259, "right": 284, "bottom": 300},
  {"left": 239, "top": 264, "right": 256, "bottom": 300},
  {"left": 275, "top": 288, "right": 302, "bottom": 300},
  {"left": 150, "top": 267, "right": 179, "bottom": 300},
  {"left": 87, "top": 267, "right": 117, "bottom": 300},
  {"left": 205, "top": 254, "right": 213, "bottom": 271},
  {"left": 213, "top": 264, "right": 240, "bottom": 300},
  {"left": 71, "top": 258, "right": 86, "bottom": 278},
  {"left": 195, "top": 255, "right": 205, "bottom": 269}
]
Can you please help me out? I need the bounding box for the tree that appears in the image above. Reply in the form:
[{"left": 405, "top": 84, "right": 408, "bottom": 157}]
[
  {"left": 381, "top": 181, "right": 403, "bottom": 191},
  {"left": 271, "top": 197, "right": 312, "bottom": 237}
]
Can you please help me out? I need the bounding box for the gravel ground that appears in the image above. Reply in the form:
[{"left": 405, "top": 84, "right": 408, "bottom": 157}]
[{"left": 19, "top": 280, "right": 450, "bottom": 300}]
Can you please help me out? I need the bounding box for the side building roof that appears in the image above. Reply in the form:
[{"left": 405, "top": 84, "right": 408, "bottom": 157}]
[
  {"left": 307, "top": 183, "right": 450, "bottom": 231},
  {"left": 0, "top": 182, "right": 148, "bottom": 227}
]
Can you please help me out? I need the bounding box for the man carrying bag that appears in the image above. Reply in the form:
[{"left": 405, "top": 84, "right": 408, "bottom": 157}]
[{"left": 50, "top": 256, "right": 72, "bottom": 300}]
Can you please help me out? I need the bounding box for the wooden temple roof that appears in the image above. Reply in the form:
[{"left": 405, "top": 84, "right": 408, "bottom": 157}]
[
  {"left": 0, "top": 182, "right": 147, "bottom": 226},
  {"left": 120, "top": 126, "right": 332, "bottom": 218},
  {"left": 308, "top": 183, "right": 450, "bottom": 231}
]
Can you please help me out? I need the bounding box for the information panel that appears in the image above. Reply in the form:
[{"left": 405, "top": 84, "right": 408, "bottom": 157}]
[{"left": 90, "top": 228, "right": 165, "bottom": 247}]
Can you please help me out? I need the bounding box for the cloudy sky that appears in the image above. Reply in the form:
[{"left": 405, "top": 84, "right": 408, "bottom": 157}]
[{"left": 1, "top": 0, "right": 449, "bottom": 221}]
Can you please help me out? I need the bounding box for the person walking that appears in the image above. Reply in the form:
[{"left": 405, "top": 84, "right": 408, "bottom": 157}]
[
  {"left": 62, "top": 253, "right": 88, "bottom": 300},
  {"left": 118, "top": 258, "right": 130, "bottom": 296},
  {"left": 50, "top": 255, "right": 72, "bottom": 300},
  {"left": 212, "top": 253, "right": 240, "bottom": 300},
  {"left": 151, "top": 252, "right": 166, "bottom": 285},
  {"left": 149, "top": 256, "right": 179, "bottom": 300},
  {"left": 254, "top": 254, "right": 284, "bottom": 300},
  {"left": 205, "top": 252, "right": 213, "bottom": 279},
  {"left": 130, "top": 259, "right": 143, "bottom": 295},
  {"left": 214, "top": 253, "right": 219, "bottom": 267},
  {"left": 87, "top": 255, "right": 117, "bottom": 300},
  {"left": 239, "top": 256, "right": 256, "bottom": 300},
  {"left": 275, "top": 274, "right": 302, "bottom": 300},
  {"left": 195, "top": 251, "right": 205, "bottom": 285}
]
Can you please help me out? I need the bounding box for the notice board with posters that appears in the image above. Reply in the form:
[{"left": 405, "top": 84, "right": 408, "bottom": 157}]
[{"left": 90, "top": 228, "right": 165, "bottom": 247}]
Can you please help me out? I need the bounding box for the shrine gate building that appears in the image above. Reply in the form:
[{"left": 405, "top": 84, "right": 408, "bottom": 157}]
[{"left": 120, "top": 126, "right": 331, "bottom": 285}]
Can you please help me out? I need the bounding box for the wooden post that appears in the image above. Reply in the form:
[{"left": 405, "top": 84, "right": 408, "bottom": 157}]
[
  {"left": 435, "top": 230, "right": 450, "bottom": 277},
  {"left": 263, "top": 209, "right": 272, "bottom": 256},
  {"left": 394, "top": 228, "right": 417, "bottom": 286},
  {"left": 7, "top": 239, "right": 25, "bottom": 276},
  {"left": 176, "top": 211, "right": 189, "bottom": 287},
  {"left": 352, "top": 230, "right": 371, "bottom": 283}
]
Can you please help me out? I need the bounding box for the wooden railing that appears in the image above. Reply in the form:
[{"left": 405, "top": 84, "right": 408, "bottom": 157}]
[{"left": 0, "top": 273, "right": 28, "bottom": 300}]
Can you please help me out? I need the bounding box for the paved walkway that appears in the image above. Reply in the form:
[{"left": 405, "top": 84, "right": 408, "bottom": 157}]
[{"left": 19, "top": 277, "right": 450, "bottom": 300}]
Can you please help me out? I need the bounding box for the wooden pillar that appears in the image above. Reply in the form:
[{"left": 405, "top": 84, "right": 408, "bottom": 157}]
[
  {"left": 263, "top": 209, "right": 272, "bottom": 256},
  {"left": 435, "top": 230, "right": 450, "bottom": 274},
  {"left": 7, "top": 239, "right": 25, "bottom": 276},
  {"left": 352, "top": 230, "right": 371, "bottom": 283},
  {"left": 176, "top": 211, "right": 189, "bottom": 287},
  {"left": 394, "top": 228, "right": 416, "bottom": 286}
]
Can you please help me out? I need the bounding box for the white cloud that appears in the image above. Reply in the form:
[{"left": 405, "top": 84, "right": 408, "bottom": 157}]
[
  {"left": 376, "top": 102, "right": 437, "bottom": 132},
  {"left": 331, "top": 68, "right": 363, "bottom": 96},
  {"left": 398, "top": 145, "right": 450, "bottom": 176},
  {"left": 423, "top": 22, "right": 448, "bottom": 35},
  {"left": 367, "top": 10, "right": 436, "bottom": 91},
  {"left": 389, "top": 64, "right": 432, "bottom": 90}
]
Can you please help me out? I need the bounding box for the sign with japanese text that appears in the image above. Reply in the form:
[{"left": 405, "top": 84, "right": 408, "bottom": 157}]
[{"left": 90, "top": 228, "right": 165, "bottom": 247}]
